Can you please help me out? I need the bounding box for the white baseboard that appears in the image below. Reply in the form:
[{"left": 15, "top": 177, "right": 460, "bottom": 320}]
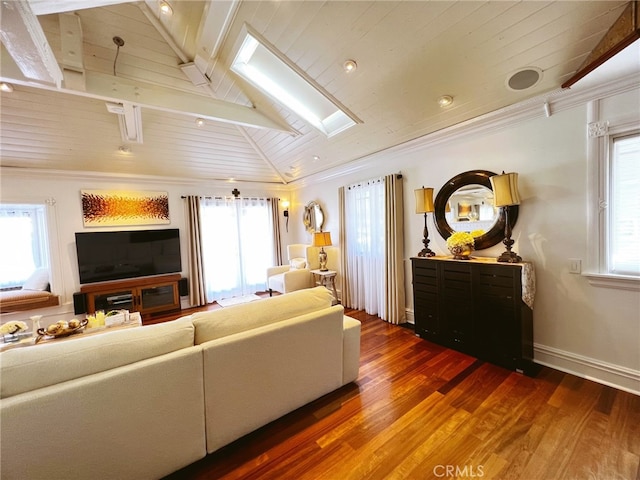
[
  {"left": 534, "top": 343, "right": 640, "bottom": 396},
  {"left": 405, "top": 309, "right": 639, "bottom": 395}
]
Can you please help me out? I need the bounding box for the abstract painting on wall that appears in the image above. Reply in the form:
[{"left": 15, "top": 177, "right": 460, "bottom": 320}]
[{"left": 81, "top": 190, "right": 170, "bottom": 227}]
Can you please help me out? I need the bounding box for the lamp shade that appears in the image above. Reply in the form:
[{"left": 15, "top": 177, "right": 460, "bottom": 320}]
[
  {"left": 313, "top": 231, "right": 332, "bottom": 247},
  {"left": 490, "top": 172, "right": 521, "bottom": 207},
  {"left": 414, "top": 187, "right": 435, "bottom": 214}
]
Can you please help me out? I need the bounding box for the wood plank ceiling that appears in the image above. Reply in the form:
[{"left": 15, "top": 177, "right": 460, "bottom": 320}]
[{"left": 0, "top": 0, "right": 634, "bottom": 185}]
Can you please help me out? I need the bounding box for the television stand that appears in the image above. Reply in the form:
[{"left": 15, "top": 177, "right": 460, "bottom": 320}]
[{"left": 80, "top": 274, "right": 181, "bottom": 319}]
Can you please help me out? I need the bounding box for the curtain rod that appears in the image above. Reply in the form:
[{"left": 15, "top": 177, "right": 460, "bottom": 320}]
[{"left": 180, "top": 196, "right": 274, "bottom": 200}]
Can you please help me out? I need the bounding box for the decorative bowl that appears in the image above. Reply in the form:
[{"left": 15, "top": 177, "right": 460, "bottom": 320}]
[{"left": 36, "top": 319, "right": 88, "bottom": 343}]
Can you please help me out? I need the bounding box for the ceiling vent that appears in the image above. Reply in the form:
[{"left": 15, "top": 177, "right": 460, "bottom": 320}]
[{"left": 506, "top": 67, "right": 542, "bottom": 91}]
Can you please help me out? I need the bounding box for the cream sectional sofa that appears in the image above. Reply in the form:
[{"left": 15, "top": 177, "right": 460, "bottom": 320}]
[{"left": 0, "top": 287, "right": 361, "bottom": 480}]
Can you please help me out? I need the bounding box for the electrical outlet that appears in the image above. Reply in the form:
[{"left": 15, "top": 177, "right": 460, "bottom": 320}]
[{"left": 569, "top": 258, "right": 582, "bottom": 274}]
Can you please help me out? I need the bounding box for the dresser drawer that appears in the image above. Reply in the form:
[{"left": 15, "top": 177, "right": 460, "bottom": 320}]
[{"left": 476, "top": 265, "right": 518, "bottom": 300}]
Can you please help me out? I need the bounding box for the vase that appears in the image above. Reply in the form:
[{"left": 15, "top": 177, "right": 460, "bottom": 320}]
[
  {"left": 30, "top": 315, "right": 43, "bottom": 336},
  {"left": 448, "top": 244, "right": 473, "bottom": 260}
]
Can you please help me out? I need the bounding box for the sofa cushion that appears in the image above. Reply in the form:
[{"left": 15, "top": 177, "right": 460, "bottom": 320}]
[
  {"left": 0, "top": 317, "right": 195, "bottom": 399},
  {"left": 192, "top": 286, "right": 332, "bottom": 344}
]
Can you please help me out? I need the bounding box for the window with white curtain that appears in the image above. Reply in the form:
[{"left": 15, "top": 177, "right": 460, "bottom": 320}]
[
  {"left": 200, "top": 196, "right": 274, "bottom": 302},
  {"left": 0, "top": 204, "right": 50, "bottom": 289},
  {"left": 344, "top": 178, "right": 385, "bottom": 315}
]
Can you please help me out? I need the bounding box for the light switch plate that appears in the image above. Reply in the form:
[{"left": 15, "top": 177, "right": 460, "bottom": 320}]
[{"left": 569, "top": 258, "right": 582, "bottom": 274}]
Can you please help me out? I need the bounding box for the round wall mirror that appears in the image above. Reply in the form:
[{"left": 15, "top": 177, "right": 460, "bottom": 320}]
[
  {"left": 303, "top": 201, "right": 325, "bottom": 233},
  {"left": 434, "top": 170, "right": 519, "bottom": 250}
]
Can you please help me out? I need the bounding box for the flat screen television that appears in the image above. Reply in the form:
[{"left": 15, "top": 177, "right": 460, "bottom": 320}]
[{"left": 75, "top": 229, "right": 182, "bottom": 284}]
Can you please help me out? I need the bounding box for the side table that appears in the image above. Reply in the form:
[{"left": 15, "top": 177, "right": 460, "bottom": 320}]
[{"left": 310, "top": 269, "right": 339, "bottom": 304}]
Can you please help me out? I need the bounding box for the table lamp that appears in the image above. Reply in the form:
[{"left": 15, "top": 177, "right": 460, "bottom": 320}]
[
  {"left": 490, "top": 172, "right": 522, "bottom": 263},
  {"left": 415, "top": 186, "right": 435, "bottom": 257},
  {"left": 313, "top": 232, "right": 332, "bottom": 271}
]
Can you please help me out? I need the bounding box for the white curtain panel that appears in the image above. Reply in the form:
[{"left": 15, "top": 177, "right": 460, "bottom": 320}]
[
  {"left": 343, "top": 177, "right": 386, "bottom": 316},
  {"left": 200, "top": 196, "right": 274, "bottom": 302}
]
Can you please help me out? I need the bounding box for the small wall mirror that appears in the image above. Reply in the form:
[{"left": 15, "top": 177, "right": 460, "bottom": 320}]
[
  {"left": 434, "top": 170, "right": 519, "bottom": 250},
  {"left": 303, "top": 201, "right": 324, "bottom": 233}
]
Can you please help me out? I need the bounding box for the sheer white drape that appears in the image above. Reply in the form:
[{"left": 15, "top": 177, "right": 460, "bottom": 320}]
[
  {"left": 200, "top": 197, "right": 274, "bottom": 302},
  {"left": 340, "top": 174, "right": 406, "bottom": 323},
  {"left": 344, "top": 177, "right": 386, "bottom": 315}
]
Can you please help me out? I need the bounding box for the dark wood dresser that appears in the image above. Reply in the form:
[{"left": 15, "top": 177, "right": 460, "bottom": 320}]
[{"left": 411, "top": 256, "right": 537, "bottom": 375}]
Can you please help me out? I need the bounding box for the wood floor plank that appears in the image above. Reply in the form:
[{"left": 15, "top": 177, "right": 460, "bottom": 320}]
[{"left": 161, "top": 307, "right": 640, "bottom": 480}]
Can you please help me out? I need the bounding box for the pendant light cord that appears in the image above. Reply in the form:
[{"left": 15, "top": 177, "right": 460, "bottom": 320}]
[
  {"left": 112, "top": 36, "right": 125, "bottom": 77},
  {"left": 113, "top": 44, "right": 120, "bottom": 76}
]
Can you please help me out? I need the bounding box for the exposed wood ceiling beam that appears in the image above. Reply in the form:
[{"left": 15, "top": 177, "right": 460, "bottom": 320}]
[
  {"left": 0, "top": 0, "right": 63, "bottom": 87},
  {"left": 193, "top": 0, "right": 240, "bottom": 73},
  {"left": 0, "top": 49, "right": 293, "bottom": 132},
  {"left": 27, "top": 0, "right": 131, "bottom": 15},
  {"left": 58, "top": 12, "right": 86, "bottom": 91},
  {"left": 563, "top": 0, "right": 640, "bottom": 88}
]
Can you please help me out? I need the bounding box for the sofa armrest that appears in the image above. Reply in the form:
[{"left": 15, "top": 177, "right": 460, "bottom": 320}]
[
  {"left": 343, "top": 316, "right": 361, "bottom": 384},
  {"left": 267, "top": 265, "right": 290, "bottom": 278},
  {"left": 282, "top": 268, "right": 312, "bottom": 292}
]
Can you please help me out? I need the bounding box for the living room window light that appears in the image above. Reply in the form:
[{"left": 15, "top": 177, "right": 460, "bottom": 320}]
[
  {"left": 585, "top": 99, "right": 640, "bottom": 291},
  {"left": 0, "top": 204, "right": 50, "bottom": 289}
]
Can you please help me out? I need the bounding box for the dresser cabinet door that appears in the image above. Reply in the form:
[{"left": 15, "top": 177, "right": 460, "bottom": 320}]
[
  {"left": 475, "top": 265, "right": 519, "bottom": 370},
  {"left": 440, "top": 263, "right": 474, "bottom": 352},
  {"left": 412, "top": 261, "right": 439, "bottom": 340}
]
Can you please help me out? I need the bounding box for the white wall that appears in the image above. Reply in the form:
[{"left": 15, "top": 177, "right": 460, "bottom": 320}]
[
  {"left": 0, "top": 174, "right": 289, "bottom": 320},
  {"left": 291, "top": 85, "right": 640, "bottom": 394}
]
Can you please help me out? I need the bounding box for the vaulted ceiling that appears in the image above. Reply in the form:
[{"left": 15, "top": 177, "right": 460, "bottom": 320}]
[{"left": 0, "top": 0, "right": 636, "bottom": 185}]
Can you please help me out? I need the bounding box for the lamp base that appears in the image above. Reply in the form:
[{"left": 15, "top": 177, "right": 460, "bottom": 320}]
[
  {"left": 497, "top": 250, "right": 522, "bottom": 263},
  {"left": 417, "top": 249, "right": 435, "bottom": 258},
  {"left": 318, "top": 248, "right": 328, "bottom": 271}
]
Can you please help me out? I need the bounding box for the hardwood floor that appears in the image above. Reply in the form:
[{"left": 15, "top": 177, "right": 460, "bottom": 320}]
[{"left": 162, "top": 308, "right": 640, "bottom": 480}]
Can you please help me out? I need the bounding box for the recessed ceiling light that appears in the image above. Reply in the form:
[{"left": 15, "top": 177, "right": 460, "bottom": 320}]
[
  {"left": 195, "top": 118, "right": 205, "bottom": 127},
  {"left": 118, "top": 145, "right": 131, "bottom": 154},
  {"left": 343, "top": 60, "right": 357, "bottom": 73},
  {"left": 438, "top": 95, "right": 454, "bottom": 108},
  {"left": 159, "top": 1, "right": 173, "bottom": 15},
  {"left": 313, "top": 155, "right": 320, "bottom": 161},
  {"left": 0, "top": 82, "right": 14, "bottom": 93}
]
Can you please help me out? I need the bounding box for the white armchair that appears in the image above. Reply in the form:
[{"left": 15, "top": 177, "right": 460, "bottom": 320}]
[{"left": 266, "top": 244, "right": 313, "bottom": 296}]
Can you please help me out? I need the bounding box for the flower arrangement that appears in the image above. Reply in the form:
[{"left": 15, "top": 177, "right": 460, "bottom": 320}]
[
  {"left": 0, "top": 320, "right": 28, "bottom": 335},
  {"left": 470, "top": 229, "right": 485, "bottom": 238},
  {"left": 446, "top": 231, "right": 475, "bottom": 260},
  {"left": 446, "top": 231, "right": 475, "bottom": 249}
]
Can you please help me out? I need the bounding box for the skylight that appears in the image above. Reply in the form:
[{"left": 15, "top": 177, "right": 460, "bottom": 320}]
[{"left": 231, "top": 29, "right": 360, "bottom": 138}]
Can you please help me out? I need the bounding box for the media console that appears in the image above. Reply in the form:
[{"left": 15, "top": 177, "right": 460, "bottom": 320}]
[{"left": 77, "top": 274, "right": 181, "bottom": 318}]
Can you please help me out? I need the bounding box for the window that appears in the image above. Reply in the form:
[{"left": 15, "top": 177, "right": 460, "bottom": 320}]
[
  {"left": 199, "top": 197, "right": 274, "bottom": 302},
  {"left": 586, "top": 99, "right": 640, "bottom": 290},
  {"left": 609, "top": 133, "right": 640, "bottom": 276},
  {"left": 231, "top": 26, "right": 360, "bottom": 137},
  {"left": 0, "top": 204, "right": 50, "bottom": 289}
]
